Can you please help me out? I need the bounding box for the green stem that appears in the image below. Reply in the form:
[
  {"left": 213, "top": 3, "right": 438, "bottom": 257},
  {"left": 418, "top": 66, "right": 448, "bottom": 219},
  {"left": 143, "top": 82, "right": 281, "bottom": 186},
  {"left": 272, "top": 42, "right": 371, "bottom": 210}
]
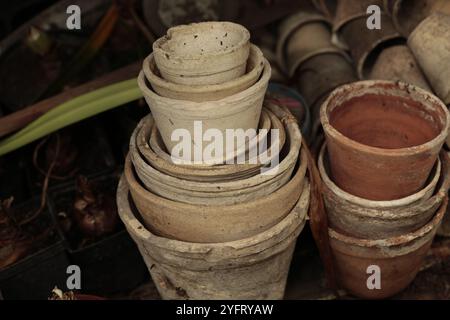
[
  {"left": 0, "top": 86, "right": 143, "bottom": 156},
  {"left": 16, "top": 79, "right": 138, "bottom": 138}
]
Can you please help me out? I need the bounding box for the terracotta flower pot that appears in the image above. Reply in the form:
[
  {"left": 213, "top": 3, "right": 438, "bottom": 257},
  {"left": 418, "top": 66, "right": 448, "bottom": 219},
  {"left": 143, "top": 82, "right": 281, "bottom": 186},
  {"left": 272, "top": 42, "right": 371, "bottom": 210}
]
[
  {"left": 124, "top": 145, "right": 305, "bottom": 243},
  {"left": 277, "top": 11, "right": 345, "bottom": 77},
  {"left": 310, "top": 92, "right": 331, "bottom": 143},
  {"left": 333, "top": 0, "right": 384, "bottom": 32},
  {"left": 129, "top": 110, "right": 303, "bottom": 206},
  {"left": 136, "top": 102, "right": 290, "bottom": 182},
  {"left": 320, "top": 80, "right": 450, "bottom": 200},
  {"left": 149, "top": 109, "right": 272, "bottom": 166},
  {"left": 369, "top": 45, "right": 432, "bottom": 91},
  {"left": 144, "top": 44, "right": 264, "bottom": 102},
  {"left": 131, "top": 144, "right": 306, "bottom": 206},
  {"left": 276, "top": 10, "right": 318, "bottom": 73},
  {"left": 153, "top": 21, "right": 250, "bottom": 85},
  {"left": 408, "top": 13, "right": 450, "bottom": 105},
  {"left": 285, "top": 19, "right": 346, "bottom": 77},
  {"left": 320, "top": 144, "right": 448, "bottom": 239},
  {"left": 329, "top": 196, "right": 447, "bottom": 299},
  {"left": 391, "top": 0, "right": 450, "bottom": 37},
  {"left": 137, "top": 59, "right": 271, "bottom": 161},
  {"left": 339, "top": 15, "right": 402, "bottom": 78},
  {"left": 116, "top": 176, "right": 310, "bottom": 300}
]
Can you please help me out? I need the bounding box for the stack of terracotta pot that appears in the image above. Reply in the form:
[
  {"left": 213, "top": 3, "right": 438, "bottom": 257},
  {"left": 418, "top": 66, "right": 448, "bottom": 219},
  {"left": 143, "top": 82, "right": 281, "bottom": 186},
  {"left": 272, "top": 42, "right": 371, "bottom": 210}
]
[
  {"left": 116, "top": 22, "right": 310, "bottom": 300},
  {"left": 276, "top": 9, "right": 357, "bottom": 144},
  {"left": 319, "top": 80, "right": 450, "bottom": 298}
]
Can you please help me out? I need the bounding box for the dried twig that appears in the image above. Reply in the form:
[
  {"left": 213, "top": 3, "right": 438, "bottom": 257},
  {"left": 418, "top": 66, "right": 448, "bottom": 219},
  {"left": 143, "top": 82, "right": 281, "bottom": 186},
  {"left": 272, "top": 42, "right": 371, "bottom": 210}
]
[{"left": 19, "top": 134, "right": 61, "bottom": 226}]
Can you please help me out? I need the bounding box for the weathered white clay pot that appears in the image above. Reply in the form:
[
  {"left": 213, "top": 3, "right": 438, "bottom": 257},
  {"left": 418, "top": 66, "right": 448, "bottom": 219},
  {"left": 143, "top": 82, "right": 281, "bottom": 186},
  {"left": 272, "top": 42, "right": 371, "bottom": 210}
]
[
  {"left": 320, "top": 80, "right": 450, "bottom": 200},
  {"left": 131, "top": 143, "right": 306, "bottom": 206},
  {"left": 124, "top": 143, "right": 305, "bottom": 242},
  {"left": 137, "top": 59, "right": 271, "bottom": 161},
  {"left": 137, "top": 101, "right": 290, "bottom": 183},
  {"left": 129, "top": 106, "right": 303, "bottom": 206},
  {"left": 149, "top": 109, "right": 272, "bottom": 167},
  {"left": 277, "top": 11, "right": 345, "bottom": 77},
  {"left": 144, "top": 44, "right": 264, "bottom": 102},
  {"left": 153, "top": 21, "right": 250, "bottom": 85},
  {"left": 286, "top": 20, "right": 346, "bottom": 77},
  {"left": 369, "top": 45, "right": 432, "bottom": 91},
  {"left": 319, "top": 144, "right": 448, "bottom": 239},
  {"left": 329, "top": 197, "right": 447, "bottom": 299},
  {"left": 408, "top": 13, "right": 450, "bottom": 105},
  {"left": 117, "top": 176, "right": 310, "bottom": 300}
]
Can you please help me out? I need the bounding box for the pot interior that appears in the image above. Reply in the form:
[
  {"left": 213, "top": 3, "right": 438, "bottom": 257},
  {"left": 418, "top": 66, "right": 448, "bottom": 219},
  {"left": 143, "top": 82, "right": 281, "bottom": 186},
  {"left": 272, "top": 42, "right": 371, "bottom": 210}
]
[
  {"left": 162, "top": 23, "right": 247, "bottom": 57},
  {"left": 329, "top": 93, "right": 444, "bottom": 149}
]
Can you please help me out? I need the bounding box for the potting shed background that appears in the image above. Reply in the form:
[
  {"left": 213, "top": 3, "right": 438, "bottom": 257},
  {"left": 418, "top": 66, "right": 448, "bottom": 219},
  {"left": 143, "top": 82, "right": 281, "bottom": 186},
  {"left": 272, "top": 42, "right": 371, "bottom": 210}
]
[{"left": 1, "top": 0, "right": 450, "bottom": 300}]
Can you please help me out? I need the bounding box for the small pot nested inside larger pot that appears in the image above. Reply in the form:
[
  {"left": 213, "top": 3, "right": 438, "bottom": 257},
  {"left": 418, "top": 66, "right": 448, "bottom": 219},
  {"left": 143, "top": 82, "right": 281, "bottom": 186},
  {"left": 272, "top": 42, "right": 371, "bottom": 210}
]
[{"left": 321, "top": 80, "right": 450, "bottom": 200}]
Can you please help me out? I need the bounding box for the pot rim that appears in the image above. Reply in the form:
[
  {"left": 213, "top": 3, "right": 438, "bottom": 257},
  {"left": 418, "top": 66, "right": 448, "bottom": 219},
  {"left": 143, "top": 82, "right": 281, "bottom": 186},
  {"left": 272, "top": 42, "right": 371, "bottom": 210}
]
[
  {"left": 117, "top": 174, "right": 309, "bottom": 252},
  {"left": 152, "top": 21, "right": 250, "bottom": 61},
  {"left": 126, "top": 129, "right": 304, "bottom": 208},
  {"left": 320, "top": 80, "right": 450, "bottom": 157},
  {"left": 137, "top": 116, "right": 260, "bottom": 179},
  {"left": 144, "top": 44, "right": 264, "bottom": 96},
  {"left": 149, "top": 108, "right": 274, "bottom": 166},
  {"left": 137, "top": 60, "right": 271, "bottom": 116},
  {"left": 131, "top": 111, "right": 302, "bottom": 191},
  {"left": 287, "top": 46, "right": 347, "bottom": 78},
  {"left": 137, "top": 101, "right": 303, "bottom": 181},
  {"left": 276, "top": 11, "right": 330, "bottom": 70},
  {"left": 329, "top": 196, "right": 448, "bottom": 247},
  {"left": 132, "top": 137, "right": 306, "bottom": 195},
  {"left": 318, "top": 143, "right": 443, "bottom": 210}
]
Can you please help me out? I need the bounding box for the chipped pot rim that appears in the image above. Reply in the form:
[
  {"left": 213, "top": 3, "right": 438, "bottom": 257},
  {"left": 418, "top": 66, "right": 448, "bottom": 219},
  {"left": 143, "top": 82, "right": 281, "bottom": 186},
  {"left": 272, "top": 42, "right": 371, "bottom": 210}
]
[
  {"left": 137, "top": 59, "right": 271, "bottom": 115},
  {"left": 116, "top": 175, "right": 309, "bottom": 253},
  {"left": 329, "top": 195, "right": 448, "bottom": 248},
  {"left": 152, "top": 21, "right": 250, "bottom": 60},
  {"left": 143, "top": 44, "right": 264, "bottom": 94},
  {"left": 276, "top": 11, "right": 331, "bottom": 70}
]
